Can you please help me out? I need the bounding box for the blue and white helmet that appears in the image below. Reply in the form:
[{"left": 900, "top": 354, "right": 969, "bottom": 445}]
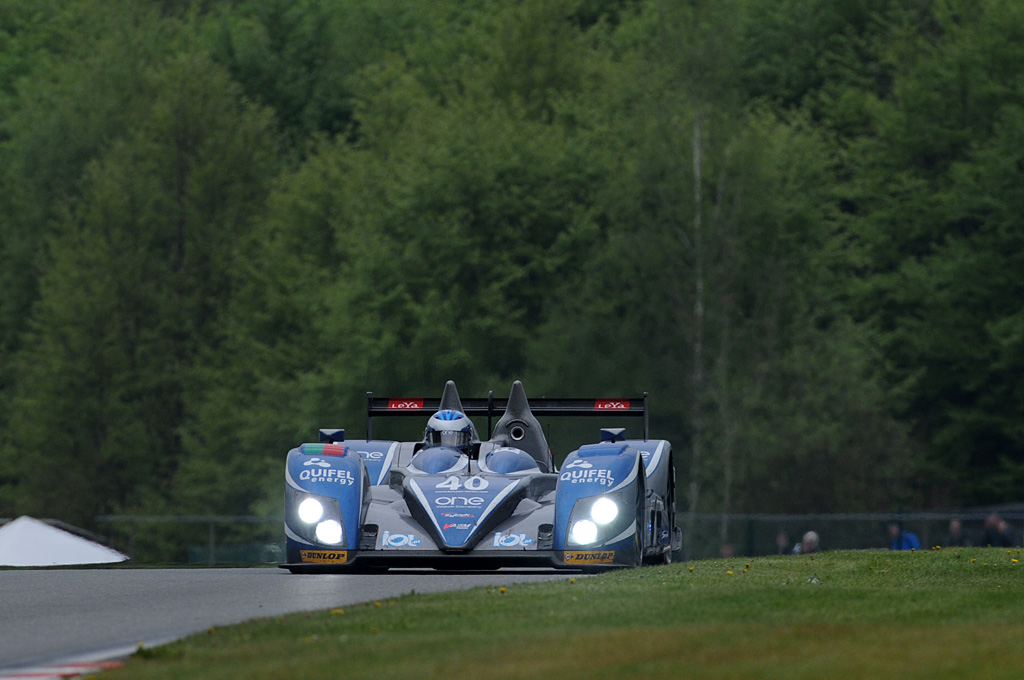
[{"left": 424, "top": 409, "right": 473, "bottom": 451}]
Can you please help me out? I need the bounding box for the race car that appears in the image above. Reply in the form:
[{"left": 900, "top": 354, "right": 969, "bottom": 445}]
[{"left": 282, "top": 380, "right": 679, "bottom": 573}]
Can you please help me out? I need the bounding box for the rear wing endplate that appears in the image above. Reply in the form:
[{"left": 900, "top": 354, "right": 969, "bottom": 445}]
[{"left": 366, "top": 392, "right": 649, "bottom": 440}]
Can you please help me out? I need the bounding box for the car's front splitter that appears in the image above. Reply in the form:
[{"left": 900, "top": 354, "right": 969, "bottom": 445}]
[{"left": 280, "top": 548, "right": 637, "bottom": 573}]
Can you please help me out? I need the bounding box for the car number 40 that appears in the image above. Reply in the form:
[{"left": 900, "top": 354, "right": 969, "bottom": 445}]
[{"left": 435, "top": 475, "right": 489, "bottom": 491}]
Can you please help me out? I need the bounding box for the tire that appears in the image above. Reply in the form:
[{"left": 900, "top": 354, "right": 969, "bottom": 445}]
[{"left": 642, "top": 458, "right": 677, "bottom": 566}]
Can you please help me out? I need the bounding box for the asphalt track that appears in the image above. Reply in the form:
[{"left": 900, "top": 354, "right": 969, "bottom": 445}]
[{"left": 0, "top": 567, "right": 567, "bottom": 672}]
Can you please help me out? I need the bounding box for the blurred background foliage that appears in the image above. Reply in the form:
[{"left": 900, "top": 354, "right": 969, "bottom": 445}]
[{"left": 2, "top": 0, "right": 1022, "bottom": 559}]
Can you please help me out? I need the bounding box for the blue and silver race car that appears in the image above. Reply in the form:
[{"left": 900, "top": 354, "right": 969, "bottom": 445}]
[{"left": 282, "top": 381, "right": 679, "bottom": 572}]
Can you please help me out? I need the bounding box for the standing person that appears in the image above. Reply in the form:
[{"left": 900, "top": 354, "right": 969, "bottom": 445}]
[
  {"left": 981, "top": 514, "right": 1015, "bottom": 547},
  {"left": 775, "top": 531, "right": 793, "bottom": 555},
  {"left": 793, "top": 531, "right": 821, "bottom": 554},
  {"left": 944, "top": 518, "right": 971, "bottom": 547},
  {"left": 997, "top": 518, "right": 1020, "bottom": 547},
  {"left": 888, "top": 522, "right": 921, "bottom": 551}
]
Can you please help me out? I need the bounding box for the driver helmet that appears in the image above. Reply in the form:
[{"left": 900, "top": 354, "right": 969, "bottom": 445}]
[{"left": 424, "top": 409, "right": 473, "bottom": 451}]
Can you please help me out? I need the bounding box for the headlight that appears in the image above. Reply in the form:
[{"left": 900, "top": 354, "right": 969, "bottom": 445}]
[
  {"left": 298, "top": 498, "right": 325, "bottom": 523},
  {"left": 570, "top": 519, "right": 599, "bottom": 545},
  {"left": 290, "top": 492, "right": 344, "bottom": 546},
  {"left": 315, "top": 519, "right": 344, "bottom": 545},
  {"left": 591, "top": 497, "right": 619, "bottom": 525},
  {"left": 565, "top": 493, "right": 631, "bottom": 547}
]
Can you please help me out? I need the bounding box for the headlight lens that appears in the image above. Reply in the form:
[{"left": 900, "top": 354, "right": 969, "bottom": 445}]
[
  {"left": 591, "top": 497, "right": 619, "bottom": 525},
  {"left": 565, "top": 493, "right": 632, "bottom": 547},
  {"left": 570, "top": 519, "right": 599, "bottom": 545},
  {"left": 298, "top": 497, "right": 324, "bottom": 524},
  {"left": 290, "top": 492, "right": 345, "bottom": 546},
  {"left": 315, "top": 519, "right": 343, "bottom": 545}
]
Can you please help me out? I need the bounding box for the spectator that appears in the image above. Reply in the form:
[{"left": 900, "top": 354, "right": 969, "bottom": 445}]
[
  {"left": 775, "top": 531, "right": 793, "bottom": 555},
  {"left": 793, "top": 531, "right": 821, "bottom": 555},
  {"left": 944, "top": 518, "right": 971, "bottom": 547},
  {"left": 888, "top": 522, "right": 921, "bottom": 551},
  {"left": 998, "top": 518, "right": 1020, "bottom": 546},
  {"left": 981, "top": 514, "right": 1015, "bottom": 547}
]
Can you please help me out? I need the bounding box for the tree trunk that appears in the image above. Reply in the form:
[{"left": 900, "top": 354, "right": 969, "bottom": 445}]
[{"left": 685, "top": 108, "right": 705, "bottom": 561}]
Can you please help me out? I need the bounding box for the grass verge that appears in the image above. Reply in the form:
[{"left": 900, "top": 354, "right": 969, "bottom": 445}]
[{"left": 106, "top": 547, "right": 1024, "bottom": 680}]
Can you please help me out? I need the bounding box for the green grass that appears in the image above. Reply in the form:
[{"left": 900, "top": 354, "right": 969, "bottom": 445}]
[{"left": 107, "top": 548, "right": 1024, "bottom": 680}]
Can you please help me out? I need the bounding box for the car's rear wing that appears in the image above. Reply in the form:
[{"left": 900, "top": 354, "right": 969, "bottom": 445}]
[{"left": 366, "top": 392, "right": 649, "bottom": 440}]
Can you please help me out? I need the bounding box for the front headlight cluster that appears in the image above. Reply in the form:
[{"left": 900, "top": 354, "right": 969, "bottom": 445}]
[
  {"left": 567, "top": 495, "right": 625, "bottom": 547},
  {"left": 291, "top": 492, "right": 344, "bottom": 546}
]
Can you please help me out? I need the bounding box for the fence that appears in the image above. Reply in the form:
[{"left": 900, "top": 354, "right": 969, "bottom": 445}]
[
  {"left": 95, "top": 515, "right": 283, "bottom": 566},
  {"left": 91, "top": 511, "right": 1024, "bottom": 565},
  {"left": 682, "top": 511, "right": 1024, "bottom": 560}
]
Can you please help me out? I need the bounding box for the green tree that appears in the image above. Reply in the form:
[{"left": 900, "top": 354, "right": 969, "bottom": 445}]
[
  {"left": 535, "top": 0, "right": 920, "bottom": 539},
  {"left": 0, "top": 1, "right": 173, "bottom": 410},
  {"left": 207, "top": 0, "right": 438, "bottom": 145},
  {"left": 1, "top": 51, "right": 278, "bottom": 526},
  {"left": 846, "top": 0, "right": 1024, "bottom": 503},
  {"left": 183, "top": 0, "right": 621, "bottom": 518}
]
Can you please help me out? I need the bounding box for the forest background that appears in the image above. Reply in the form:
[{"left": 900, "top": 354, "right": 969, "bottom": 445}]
[{"left": 1, "top": 0, "right": 1022, "bottom": 559}]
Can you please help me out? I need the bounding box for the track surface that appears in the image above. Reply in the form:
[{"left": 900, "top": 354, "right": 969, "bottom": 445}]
[{"left": 0, "top": 567, "right": 566, "bottom": 671}]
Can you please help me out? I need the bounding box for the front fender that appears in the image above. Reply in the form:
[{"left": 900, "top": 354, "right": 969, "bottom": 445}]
[
  {"left": 553, "top": 443, "right": 644, "bottom": 551},
  {"left": 285, "top": 443, "right": 370, "bottom": 551}
]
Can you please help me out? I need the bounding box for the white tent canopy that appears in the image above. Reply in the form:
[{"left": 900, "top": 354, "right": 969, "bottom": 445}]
[{"left": 0, "top": 516, "right": 128, "bottom": 567}]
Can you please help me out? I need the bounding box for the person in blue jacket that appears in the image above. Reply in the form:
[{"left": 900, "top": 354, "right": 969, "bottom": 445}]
[{"left": 888, "top": 522, "right": 921, "bottom": 550}]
